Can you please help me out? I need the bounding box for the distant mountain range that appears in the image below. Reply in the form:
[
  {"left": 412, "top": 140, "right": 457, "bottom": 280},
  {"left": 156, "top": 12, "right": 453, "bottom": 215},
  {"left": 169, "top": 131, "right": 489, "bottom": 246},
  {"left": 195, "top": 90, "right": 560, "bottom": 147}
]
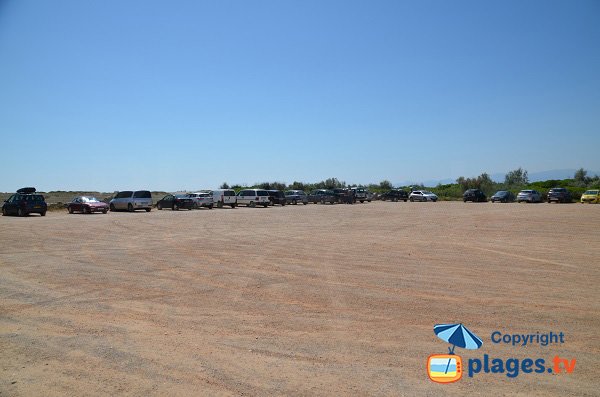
[{"left": 396, "top": 169, "right": 600, "bottom": 187}]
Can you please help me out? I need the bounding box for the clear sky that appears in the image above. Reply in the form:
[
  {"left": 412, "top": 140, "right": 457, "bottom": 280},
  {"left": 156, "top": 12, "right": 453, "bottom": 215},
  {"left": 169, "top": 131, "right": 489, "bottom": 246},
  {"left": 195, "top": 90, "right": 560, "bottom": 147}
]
[{"left": 1, "top": 0, "right": 598, "bottom": 191}]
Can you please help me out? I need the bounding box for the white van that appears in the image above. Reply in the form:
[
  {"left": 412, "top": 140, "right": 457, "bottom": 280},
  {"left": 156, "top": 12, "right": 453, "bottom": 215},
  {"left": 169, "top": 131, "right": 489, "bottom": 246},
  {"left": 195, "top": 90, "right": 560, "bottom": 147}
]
[
  {"left": 211, "top": 189, "right": 237, "bottom": 208},
  {"left": 236, "top": 189, "right": 270, "bottom": 207}
]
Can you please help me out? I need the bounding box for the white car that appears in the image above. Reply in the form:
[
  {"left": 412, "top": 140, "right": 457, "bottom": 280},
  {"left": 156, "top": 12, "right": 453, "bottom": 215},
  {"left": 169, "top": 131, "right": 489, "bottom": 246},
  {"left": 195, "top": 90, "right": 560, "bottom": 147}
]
[
  {"left": 211, "top": 189, "right": 237, "bottom": 208},
  {"left": 409, "top": 190, "right": 438, "bottom": 202},
  {"left": 237, "top": 189, "right": 270, "bottom": 207},
  {"left": 186, "top": 192, "right": 214, "bottom": 209}
]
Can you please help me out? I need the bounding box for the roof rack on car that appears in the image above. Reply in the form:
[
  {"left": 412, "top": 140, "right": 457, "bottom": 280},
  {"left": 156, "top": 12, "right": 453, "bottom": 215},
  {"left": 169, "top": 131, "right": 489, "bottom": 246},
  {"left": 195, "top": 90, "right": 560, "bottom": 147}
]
[{"left": 17, "top": 187, "right": 36, "bottom": 194}]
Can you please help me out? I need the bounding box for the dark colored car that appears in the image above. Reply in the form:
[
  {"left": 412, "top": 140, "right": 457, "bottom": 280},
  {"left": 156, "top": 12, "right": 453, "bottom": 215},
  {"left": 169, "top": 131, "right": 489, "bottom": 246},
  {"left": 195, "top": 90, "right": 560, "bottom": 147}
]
[
  {"left": 308, "top": 189, "right": 338, "bottom": 204},
  {"left": 380, "top": 189, "right": 409, "bottom": 202},
  {"left": 156, "top": 194, "right": 194, "bottom": 210},
  {"left": 547, "top": 188, "right": 571, "bottom": 203},
  {"left": 267, "top": 190, "right": 287, "bottom": 206},
  {"left": 2, "top": 187, "right": 47, "bottom": 217},
  {"left": 67, "top": 196, "right": 109, "bottom": 214},
  {"left": 285, "top": 190, "right": 308, "bottom": 205},
  {"left": 490, "top": 191, "right": 515, "bottom": 203},
  {"left": 463, "top": 189, "right": 487, "bottom": 202},
  {"left": 332, "top": 188, "right": 353, "bottom": 203}
]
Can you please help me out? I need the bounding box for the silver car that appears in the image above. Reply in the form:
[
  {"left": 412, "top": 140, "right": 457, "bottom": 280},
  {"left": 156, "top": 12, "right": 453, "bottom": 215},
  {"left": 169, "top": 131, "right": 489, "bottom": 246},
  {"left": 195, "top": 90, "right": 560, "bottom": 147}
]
[
  {"left": 186, "top": 192, "right": 214, "bottom": 209},
  {"left": 409, "top": 190, "right": 438, "bottom": 202},
  {"left": 109, "top": 190, "right": 153, "bottom": 212},
  {"left": 517, "top": 190, "right": 542, "bottom": 203}
]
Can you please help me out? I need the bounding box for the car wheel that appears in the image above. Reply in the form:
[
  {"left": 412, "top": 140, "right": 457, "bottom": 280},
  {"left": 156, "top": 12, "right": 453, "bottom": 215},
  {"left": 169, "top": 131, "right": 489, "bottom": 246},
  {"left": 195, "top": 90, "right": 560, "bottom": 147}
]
[
  {"left": 208, "top": 204, "right": 213, "bottom": 209},
  {"left": 263, "top": 203, "right": 268, "bottom": 208},
  {"left": 102, "top": 209, "right": 108, "bottom": 214},
  {"left": 230, "top": 203, "right": 236, "bottom": 208},
  {"left": 68, "top": 206, "right": 74, "bottom": 214},
  {"left": 41, "top": 211, "right": 46, "bottom": 217},
  {"left": 146, "top": 208, "right": 151, "bottom": 212},
  {"left": 249, "top": 201, "right": 255, "bottom": 208},
  {"left": 217, "top": 201, "right": 223, "bottom": 208},
  {"left": 17, "top": 208, "right": 25, "bottom": 217},
  {"left": 409, "top": 197, "right": 414, "bottom": 202},
  {"left": 173, "top": 204, "right": 179, "bottom": 211},
  {"left": 110, "top": 203, "right": 116, "bottom": 211},
  {"left": 157, "top": 203, "right": 162, "bottom": 210},
  {"left": 2, "top": 207, "right": 7, "bottom": 216},
  {"left": 303, "top": 202, "right": 307, "bottom": 205},
  {"left": 127, "top": 203, "right": 134, "bottom": 212},
  {"left": 292, "top": 199, "right": 297, "bottom": 205}
]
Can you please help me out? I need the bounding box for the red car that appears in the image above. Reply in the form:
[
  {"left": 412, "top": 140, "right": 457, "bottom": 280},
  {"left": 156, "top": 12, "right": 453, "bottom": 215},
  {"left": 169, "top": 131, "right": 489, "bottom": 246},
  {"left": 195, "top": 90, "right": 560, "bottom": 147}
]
[{"left": 67, "top": 196, "right": 109, "bottom": 214}]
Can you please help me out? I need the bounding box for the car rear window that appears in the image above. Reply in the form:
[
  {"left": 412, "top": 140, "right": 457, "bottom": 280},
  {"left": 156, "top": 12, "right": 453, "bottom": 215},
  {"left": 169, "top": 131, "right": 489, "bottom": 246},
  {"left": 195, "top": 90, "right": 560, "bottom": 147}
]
[
  {"left": 115, "top": 191, "right": 133, "bottom": 198},
  {"left": 257, "top": 191, "right": 269, "bottom": 196},
  {"left": 134, "top": 191, "right": 151, "bottom": 198}
]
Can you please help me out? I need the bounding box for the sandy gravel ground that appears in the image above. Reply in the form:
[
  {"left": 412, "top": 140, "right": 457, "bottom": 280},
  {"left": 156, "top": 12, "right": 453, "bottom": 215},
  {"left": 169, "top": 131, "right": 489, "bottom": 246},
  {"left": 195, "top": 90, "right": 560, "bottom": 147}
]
[{"left": 1, "top": 202, "right": 598, "bottom": 396}]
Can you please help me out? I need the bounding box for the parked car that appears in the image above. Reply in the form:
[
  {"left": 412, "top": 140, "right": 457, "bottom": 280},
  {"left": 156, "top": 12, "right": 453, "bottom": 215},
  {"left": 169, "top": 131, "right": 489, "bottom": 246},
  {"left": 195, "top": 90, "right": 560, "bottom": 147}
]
[
  {"left": 490, "top": 190, "right": 515, "bottom": 203},
  {"left": 109, "top": 190, "right": 153, "bottom": 212},
  {"left": 267, "top": 190, "right": 287, "bottom": 206},
  {"left": 2, "top": 187, "right": 47, "bottom": 217},
  {"left": 517, "top": 190, "right": 542, "bottom": 203},
  {"left": 333, "top": 188, "right": 350, "bottom": 203},
  {"left": 156, "top": 194, "right": 194, "bottom": 210},
  {"left": 285, "top": 190, "right": 308, "bottom": 205},
  {"left": 308, "top": 189, "right": 338, "bottom": 204},
  {"left": 547, "top": 188, "right": 572, "bottom": 203},
  {"left": 211, "top": 189, "right": 237, "bottom": 208},
  {"left": 409, "top": 190, "right": 438, "bottom": 202},
  {"left": 186, "top": 192, "right": 214, "bottom": 209},
  {"left": 380, "top": 189, "right": 409, "bottom": 202},
  {"left": 580, "top": 189, "right": 600, "bottom": 204},
  {"left": 350, "top": 187, "right": 370, "bottom": 203},
  {"left": 237, "top": 189, "right": 271, "bottom": 207},
  {"left": 463, "top": 189, "right": 487, "bottom": 202},
  {"left": 67, "top": 196, "right": 109, "bottom": 214}
]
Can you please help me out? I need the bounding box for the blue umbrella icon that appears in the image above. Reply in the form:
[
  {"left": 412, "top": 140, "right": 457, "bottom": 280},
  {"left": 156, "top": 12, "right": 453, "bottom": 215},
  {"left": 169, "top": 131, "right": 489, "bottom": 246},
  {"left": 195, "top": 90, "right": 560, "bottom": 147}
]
[
  {"left": 434, "top": 323, "right": 482, "bottom": 353},
  {"left": 434, "top": 323, "right": 483, "bottom": 373}
]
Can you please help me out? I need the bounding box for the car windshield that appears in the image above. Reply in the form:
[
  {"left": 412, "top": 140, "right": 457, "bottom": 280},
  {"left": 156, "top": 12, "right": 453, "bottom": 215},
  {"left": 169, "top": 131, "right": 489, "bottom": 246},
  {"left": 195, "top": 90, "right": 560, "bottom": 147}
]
[
  {"left": 134, "top": 191, "right": 151, "bottom": 198},
  {"left": 495, "top": 191, "right": 507, "bottom": 196},
  {"left": 584, "top": 190, "right": 599, "bottom": 195},
  {"left": 422, "top": 191, "right": 433, "bottom": 195},
  {"left": 175, "top": 195, "right": 188, "bottom": 199},
  {"left": 81, "top": 197, "right": 100, "bottom": 203},
  {"left": 115, "top": 191, "right": 133, "bottom": 198}
]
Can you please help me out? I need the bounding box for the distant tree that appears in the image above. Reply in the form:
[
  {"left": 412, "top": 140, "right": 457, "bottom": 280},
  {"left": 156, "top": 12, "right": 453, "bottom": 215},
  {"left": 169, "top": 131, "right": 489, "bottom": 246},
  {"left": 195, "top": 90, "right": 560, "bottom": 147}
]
[
  {"left": 505, "top": 167, "right": 529, "bottom": 186},
  {"left": 322, "top": 177, "right": 345, "bottom": 189},
  {"left": 379, "top": 180, "right": 393, "bottom": 190},
  {"left": 220, "top": 182, "right": 230, "bottom": 189},
  {"left": 574, "top": 168, "right": 589, "bottom": 186},
  {"left": 289, "top": 181, "right": 307, "bottom": 191}
]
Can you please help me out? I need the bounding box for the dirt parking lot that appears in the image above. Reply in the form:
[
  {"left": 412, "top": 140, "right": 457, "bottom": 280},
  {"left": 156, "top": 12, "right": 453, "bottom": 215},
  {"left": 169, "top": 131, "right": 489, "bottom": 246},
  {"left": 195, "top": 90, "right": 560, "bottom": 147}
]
[{"left": 1, "top": 202, "right": 598, "bottom": 396}]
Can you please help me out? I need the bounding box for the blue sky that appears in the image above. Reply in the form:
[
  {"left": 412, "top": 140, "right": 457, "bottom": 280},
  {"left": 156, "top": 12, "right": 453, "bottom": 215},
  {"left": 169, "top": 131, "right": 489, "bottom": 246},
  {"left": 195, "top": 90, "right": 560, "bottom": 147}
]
[{"left": 1, "top": 0, "right": 598, "bottom": 191}]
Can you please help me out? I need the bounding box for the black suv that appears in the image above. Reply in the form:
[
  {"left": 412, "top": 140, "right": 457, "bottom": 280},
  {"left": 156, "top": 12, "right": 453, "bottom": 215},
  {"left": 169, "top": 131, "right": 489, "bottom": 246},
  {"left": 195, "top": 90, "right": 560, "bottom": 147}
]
[
  {"left": 547, "top": 188, "right": 571, "bottom": 203},
  {"left": 2, "top": 187, "right": 47, "bottom": 216},
  {"left": 308, "top": 189, "right": 338, "bottom": 204},
  {"left": 380, "top": 189, "right": 409, "bottom": 202},
  {"left": 463, "top": 189, "right": 487, "bottom": 202},
  {"left": 267, "top": 190, "right": 287, "bottom": 206}
]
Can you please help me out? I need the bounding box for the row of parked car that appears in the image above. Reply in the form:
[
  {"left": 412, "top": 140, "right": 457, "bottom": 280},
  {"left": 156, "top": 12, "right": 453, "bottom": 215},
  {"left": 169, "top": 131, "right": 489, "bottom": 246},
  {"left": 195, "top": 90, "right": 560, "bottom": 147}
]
[
  {"left": 461, "top": 187, "right": 600, "bottom": 203},
  {"left": 3, "top": 186, "right": 599, "bottom": 216}
]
